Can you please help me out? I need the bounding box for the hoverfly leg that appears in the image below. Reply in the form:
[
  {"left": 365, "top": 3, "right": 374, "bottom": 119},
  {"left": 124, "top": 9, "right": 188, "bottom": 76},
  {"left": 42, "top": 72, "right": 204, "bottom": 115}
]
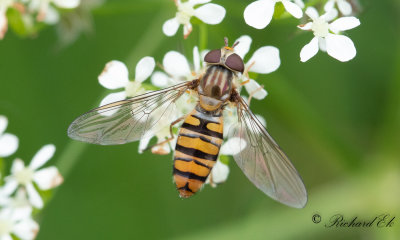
[
  {"left": 144, "top": 115, "right": 186, "bottom": 154},
  {"left": 241, "top": 61, "right": 255, "bottom": 86},
  {"left": 247, "top": 85, "right": 264, "bottom": 106},
  {"left": 208, "top": 172, "right": 216, "bottom": 188}
]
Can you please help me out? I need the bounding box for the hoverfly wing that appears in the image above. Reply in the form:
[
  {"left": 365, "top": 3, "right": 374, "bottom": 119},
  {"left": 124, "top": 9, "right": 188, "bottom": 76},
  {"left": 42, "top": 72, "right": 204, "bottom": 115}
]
[
  {"left": 68, "top": 81, "right": 195, "bottom": 145},
  {"left": 228, "top": 96, "right": 307, "bottom": 208}
]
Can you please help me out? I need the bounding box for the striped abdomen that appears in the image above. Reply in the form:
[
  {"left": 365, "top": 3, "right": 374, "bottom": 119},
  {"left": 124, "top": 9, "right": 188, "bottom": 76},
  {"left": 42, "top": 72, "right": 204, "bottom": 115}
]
[{"left": 173, "top": 107, "right": 223, "bottom": 198}]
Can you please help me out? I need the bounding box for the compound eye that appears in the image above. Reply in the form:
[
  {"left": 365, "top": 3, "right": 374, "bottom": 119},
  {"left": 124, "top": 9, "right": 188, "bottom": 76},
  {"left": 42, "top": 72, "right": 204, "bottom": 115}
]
[
  {"left": 225, "top": 53, "right": 244, "bottom": 73},
  {"left": 204, "top": 49, "right": 221, "bottom": 64}
]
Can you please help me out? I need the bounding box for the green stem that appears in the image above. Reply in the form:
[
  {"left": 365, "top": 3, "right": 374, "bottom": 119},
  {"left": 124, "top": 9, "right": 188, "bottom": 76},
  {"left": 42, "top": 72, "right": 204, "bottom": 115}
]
[{"left": 199, "top": 23, "right": 208, "bottom": 52}]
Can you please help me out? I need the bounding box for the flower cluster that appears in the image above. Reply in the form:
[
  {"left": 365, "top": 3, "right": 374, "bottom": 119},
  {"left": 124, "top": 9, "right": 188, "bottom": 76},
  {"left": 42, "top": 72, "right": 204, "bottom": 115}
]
[
  {"left": 298, "top": 7, "right": 360, "bottom": 62},
  {"left": 0, "top": 115, "right": 63, "bottom": 240},
  {"left": 243, "top": 0, "right": 360, "bottom": 62},
  {"left": 0, "top": 0, "right": 81, "bottom": 40},
  {"left": 162, "top": 0, "right": 360, "bottom": 62}
]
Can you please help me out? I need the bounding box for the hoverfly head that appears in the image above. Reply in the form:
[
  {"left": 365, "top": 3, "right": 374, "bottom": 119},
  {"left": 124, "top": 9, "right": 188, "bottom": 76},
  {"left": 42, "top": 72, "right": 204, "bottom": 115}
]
[{"left": 203, "top": 37, "right": 244, "bottom": 73}]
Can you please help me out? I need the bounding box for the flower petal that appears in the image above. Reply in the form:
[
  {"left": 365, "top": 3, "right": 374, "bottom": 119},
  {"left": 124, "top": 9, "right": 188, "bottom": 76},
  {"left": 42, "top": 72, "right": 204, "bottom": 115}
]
[
  {"left": 0, "top": 115, "right": 8, "bottom": 135},
  {"left": 200, "top": 49, "right": 209, "bottom": 67},
  {"left": 246, "top": 46, "right": 280, "bottom": 74},
  {"left": 188, "top": 0, "right": 211, "bottom": 6},
  {"left": 151, "top": 71, "right": 170, "bottom": 88},
  {"left": 2, "top": 179, "right": 18, "bottom": 196},
  {"left": 193, "top": 46, "right": 201, "bottom": 73},
  {"left": 323, "top": 0, "right": 335, "bottom": 12},
  {"left": 318, "top": 37, "right": 327, "bottom": 52},
  {"left": 244, "top": 0, "right": 275, "bottom": 29},
  {"left": 322, "top": 8, "right": 338, "bottom": 22},
  {"left": 0, "top": 11, "right": 7, "bottom": 40},
  {"left": 244, "top": 79, "right": 268, "bottom": 100},
  {"left": 234, "top": 35, "right": 252, "bottom": 59},
  {"left": 183, "top": 23, "right": 193, "bottom": 38},
  {"left": 208, "top": 160, "right": 229, "bottom": 185},
  {"left": 11, "top": 158, "right": 25, "bottom": 174},
  {"left": 255, "top": 114, "right": 267, "bottom": 127},
  {"left": 162, "top": 17, "right": 180, "bottom": 37},
  {"left": 0, "top": 234, "right": 12, "bottom": 240},
  {"left": 138, "top": 134, "right": 153, "bottom": 154},
  {"left": 53, "top": 0, "right": 80, "bottom": 8},
  {"left": 194, "top": 3, "right": 226, "bottom": 24},
  {"left": 326, "top": 33, "right": 356, "bottom": 62},
  {"left": 0, "top": 133, "right": 18, "bottom": 157},
  {"left": 10, "top": 198, "right": 32, "bottom": 221},
  {"left": 305, "top": 7, "right": 319, "bottom": 20},
  {"left": 43, "top": 5, "right": 60, "bottom": 25},
  {"left": 338, "top": 0, "right": 352, "bottom": 15},
  {"left": 281, "top": 0, "right": 303, "bottom": 19},
  {"left": 98, "top": 60, "right": 129, "bottom": 90},
  {"left": 330, "top": 17, "right": 360, "bottom": 33},
  {"left": 12, "top": 218, "right": 39, "bottom": 240},
  {"left": 297, "top": 22, "right": 312, "bottom": 30},
  {"left": 98, "top": 91, "right": 127, "bottom": 116},
  {"left": 294, "top": 0, "right": 305, "bottom": 9},
  {"left": 135, "top": 56, "right": 155, "bottom": 83},
  {"left": 163, "top": 51, "right": 191, "bottom": 78},
  {"left": 220, "top": 137, "right": 247, "bottom": 155},
  {"left": 29, "top": 144, "right": 56, "bottom": 170},
  {"left": 300, "top": 37, "right": 319, "bottom": 62},
  {"left": 26, "top": 183, "right": 43, "bottom": 209},
  {"left": 33, "top": 166, "right": 63, "bottom": 190}
]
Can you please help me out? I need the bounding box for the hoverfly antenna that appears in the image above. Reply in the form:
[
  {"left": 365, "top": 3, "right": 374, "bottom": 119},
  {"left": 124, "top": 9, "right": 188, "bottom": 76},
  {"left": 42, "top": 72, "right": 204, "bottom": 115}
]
[
  {"left": 224, "top": 37, "right": 238, "bottom": 51},
  {"left": 232, "top": 41, "right": 240, "bottom": 49}
]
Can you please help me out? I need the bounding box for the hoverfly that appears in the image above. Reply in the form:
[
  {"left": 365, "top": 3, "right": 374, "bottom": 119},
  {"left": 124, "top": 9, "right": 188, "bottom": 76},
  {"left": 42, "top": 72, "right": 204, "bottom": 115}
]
[{"left": 68, "top": 38, "right": 307, "bottom": 208}]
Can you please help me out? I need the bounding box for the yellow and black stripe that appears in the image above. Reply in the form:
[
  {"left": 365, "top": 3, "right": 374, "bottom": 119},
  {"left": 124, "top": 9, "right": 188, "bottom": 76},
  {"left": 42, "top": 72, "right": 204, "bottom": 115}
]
[{"left": 173, "top": 107, "right": 224, "bottom": 198}]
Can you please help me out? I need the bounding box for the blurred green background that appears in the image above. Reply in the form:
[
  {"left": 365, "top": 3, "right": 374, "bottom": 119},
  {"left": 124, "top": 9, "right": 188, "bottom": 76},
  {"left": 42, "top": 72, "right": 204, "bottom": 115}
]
[{"left": 0, "top": 0, "right": 399, "bottom": 239}]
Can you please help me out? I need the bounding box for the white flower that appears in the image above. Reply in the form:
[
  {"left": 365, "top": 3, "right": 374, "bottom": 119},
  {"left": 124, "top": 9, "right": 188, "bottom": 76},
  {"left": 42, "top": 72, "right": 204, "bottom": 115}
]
[
  {"left": 244, "top": 0, "right": 303, "bottom": 29},
  {"left": 0, "top": 116, "right": 19, "bottom": 158},
  {"left": 234, "top": 35, "right": 280, "bottom": 100},
  {"left": 294, "top": 0, "right": 304, "bottom": 9},
  {"left": 205, "top": 159, "right": 229, "bottom": 187},
  {"left": 163, "top": 0, "right": 225, "bottom": 38},
  {"left": 138, "top": 123, "right": 174, "bottom": 155},
  {"left": 0, "top": 188, "right": 34, "bottom": 235},
  {"left": 0, "top": 208, "right": 39, "bottom": 240},
  {"left": 2, "top": 144, "right": 63, "bottom": 209},
  {"left": 0, "top": 0, "right": 13, "bottom": 39},
  {"left": 98, "top": 58, "right": 155, "bottom": 116},
  {"left": 325, "top": 0, "right": 352, "bottom": 16},
  {"left": 28, "top": 0, "right": 81, "bottom": 23},
  {"left": 152, "top": 46, "right": 203, "bottom": 89},
  {"left": 298, "top": 7, "right": 360, "bottom": 62}
]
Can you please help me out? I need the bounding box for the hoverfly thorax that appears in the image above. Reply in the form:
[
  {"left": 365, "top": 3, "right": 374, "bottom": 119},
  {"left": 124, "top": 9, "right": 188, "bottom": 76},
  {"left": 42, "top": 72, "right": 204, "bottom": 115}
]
[{"left": 198, "top": 39, "right": 244, "bottom": 112}]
